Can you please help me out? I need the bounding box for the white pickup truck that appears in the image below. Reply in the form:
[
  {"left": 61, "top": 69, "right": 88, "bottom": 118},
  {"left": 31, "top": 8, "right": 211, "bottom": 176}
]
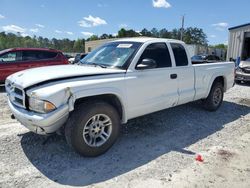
[{"left": 6, "top": 38, "right": 235, "bottom": 157}]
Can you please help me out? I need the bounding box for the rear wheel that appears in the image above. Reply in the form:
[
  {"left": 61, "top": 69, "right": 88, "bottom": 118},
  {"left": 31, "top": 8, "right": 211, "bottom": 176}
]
[
  {"left": 65, "top": 101, "right": 120, "bottom": 157},
  {"left": 203, "top": 81, "right": 224, "bottom": 111}
]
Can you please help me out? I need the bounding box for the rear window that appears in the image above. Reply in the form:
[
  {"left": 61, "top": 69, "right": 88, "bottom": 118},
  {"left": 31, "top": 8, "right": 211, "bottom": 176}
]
[
  {"left": 171, "top": 43, "right": 189, "bottom": 66},
  {"left": 22, "top": 50, "right": 57, "bottom": 61}
]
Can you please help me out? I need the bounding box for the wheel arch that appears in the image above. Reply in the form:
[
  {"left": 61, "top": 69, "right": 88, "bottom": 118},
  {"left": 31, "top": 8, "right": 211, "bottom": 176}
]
[
  {"left": 72, "top": 93, "right": 127, "bottom": 123},
  {"left": 207, "top": 75, "right": 227, "bottom": 96}
]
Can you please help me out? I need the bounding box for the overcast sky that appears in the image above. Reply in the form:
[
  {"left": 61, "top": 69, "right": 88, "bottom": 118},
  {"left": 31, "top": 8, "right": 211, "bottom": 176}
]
[{"left": 0, "top": 0, "right": 249, "bottom": 44}]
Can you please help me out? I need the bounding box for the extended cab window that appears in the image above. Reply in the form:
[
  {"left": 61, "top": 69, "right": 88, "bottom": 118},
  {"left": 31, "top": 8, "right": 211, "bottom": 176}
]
[
  {"left": 170, "top": 43, "right": 188, "bottom": 66},
  {"left": 139, "top": 43, "right": 172, "bottom": 68}
]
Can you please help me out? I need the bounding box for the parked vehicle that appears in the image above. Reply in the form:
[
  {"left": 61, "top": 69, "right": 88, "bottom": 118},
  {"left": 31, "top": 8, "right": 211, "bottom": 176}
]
[
  {"left": 191, "top": 54, "right": 221, "bottom": 64},
  {"left": 0, "top": 48, "right": 68, "bottom": 83},
  {"left": 5, "top": 38, "right": 235, "bottom": 157},
  {"left": 235, "top": 58, "right": 250, "bottom": 83},
  {"left": 68, "top": 53, "right": 87, "bottom": 64},
  {"left": 68, "top": 57, "right": 75, "bottom": 64},
  {"left": 71, "top": 53, "right": 88, "bottom": 64},
  {"left": 63, "top": 54, "right": 74, "bottom": 59}
]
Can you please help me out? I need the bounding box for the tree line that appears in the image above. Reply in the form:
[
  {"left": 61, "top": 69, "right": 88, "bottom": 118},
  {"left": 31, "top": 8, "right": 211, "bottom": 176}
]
[
  {"left": 87, "top": 27, "right": 209, "bottom": 46},
  {"left": 0, "top": 32, "right": 85, "bottom": 52},
  {"left": 0, "top": 27, "right": 225, "bottom": 53}
]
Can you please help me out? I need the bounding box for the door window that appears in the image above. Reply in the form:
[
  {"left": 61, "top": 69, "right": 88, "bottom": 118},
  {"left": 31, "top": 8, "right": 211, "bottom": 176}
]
[
  {"left": 138, "top": 43, "right": 172, "bottom": 68},
  {"left": 22, "top": 51, "right": 57, "bottom": 61},
  {"left": 0, "top": 52, "right": 17, "bottom": 62},
  {"left": 22, "top": 51, "right": 39, "bottom": 61},
  {"left": 41, "top": 51, "right": 58, "bottom": 59},
  {"left": 170, "top": 43, "right": 188, "bottom": 66}
]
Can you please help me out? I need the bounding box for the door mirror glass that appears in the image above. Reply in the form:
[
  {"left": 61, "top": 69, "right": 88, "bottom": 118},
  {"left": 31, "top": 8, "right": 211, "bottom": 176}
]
[{"left": 136, "top": 58, "right": 157, "bottom": 70}]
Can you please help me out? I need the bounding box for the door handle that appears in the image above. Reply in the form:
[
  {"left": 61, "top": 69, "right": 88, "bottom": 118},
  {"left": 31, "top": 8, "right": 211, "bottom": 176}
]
[{"left": 170, "top": 74, "right": 177, "bottom": 79}]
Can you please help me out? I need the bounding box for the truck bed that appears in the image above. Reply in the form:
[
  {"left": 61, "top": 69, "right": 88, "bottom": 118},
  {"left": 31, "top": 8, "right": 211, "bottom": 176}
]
[{"left": 193, "top": 62, "right": 235, "bottom": 100}]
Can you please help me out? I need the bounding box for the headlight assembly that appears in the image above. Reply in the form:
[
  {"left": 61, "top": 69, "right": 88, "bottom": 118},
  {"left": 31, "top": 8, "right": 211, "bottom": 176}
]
[
  {"left": 236, "top": 67, "right": 242, "bottom": 73},
  {"left": 28, "top": 97, "right": 56, "bottom": 113}
]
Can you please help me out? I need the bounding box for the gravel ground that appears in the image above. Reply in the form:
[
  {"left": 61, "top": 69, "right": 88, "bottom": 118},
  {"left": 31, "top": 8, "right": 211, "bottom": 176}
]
[{"left": 0, "top": 84, "right": 249, "bottom": 188}]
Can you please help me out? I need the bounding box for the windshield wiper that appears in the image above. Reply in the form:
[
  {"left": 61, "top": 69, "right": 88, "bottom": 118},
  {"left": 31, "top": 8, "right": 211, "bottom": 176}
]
[
  {"left": 85, "top": 62, "right": 107, "bottom": 68},
  {"left": 92, "top": 63, "right": 107, "bottom": 68}
]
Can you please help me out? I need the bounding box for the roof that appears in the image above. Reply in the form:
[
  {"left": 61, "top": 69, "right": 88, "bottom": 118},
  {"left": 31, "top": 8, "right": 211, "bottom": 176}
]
[
  {"left": 0, "top": 47, "right": 61, "bottom": 53},
  {"left": 228, "top": 23, "right": 250, "bottom": 30},
  {"left": 114, "top": 37, "right": 184, "bottom": 44}
]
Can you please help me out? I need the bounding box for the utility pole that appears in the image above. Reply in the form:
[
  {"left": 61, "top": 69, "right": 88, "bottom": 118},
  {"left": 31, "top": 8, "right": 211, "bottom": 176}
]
[{"left": 180, "top": 15, "right": 185, "bottom": 41}]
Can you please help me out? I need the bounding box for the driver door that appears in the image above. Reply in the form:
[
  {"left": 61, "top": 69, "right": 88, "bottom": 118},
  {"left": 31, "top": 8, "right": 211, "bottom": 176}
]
[{"left": 125, "top": 42, "right": 179, "bottom": 119}]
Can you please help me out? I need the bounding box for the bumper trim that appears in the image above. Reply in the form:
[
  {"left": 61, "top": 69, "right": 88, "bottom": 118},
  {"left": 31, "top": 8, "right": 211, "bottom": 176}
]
[
  {"left": 235, "top": 72, "right": 250, "bottom": 82},
  {"left": 8, "top": 99, "right": 69, "bottom": 135}
]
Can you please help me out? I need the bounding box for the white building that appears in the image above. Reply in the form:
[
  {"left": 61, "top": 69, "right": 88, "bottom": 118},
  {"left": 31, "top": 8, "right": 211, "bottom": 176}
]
[{"left": 227, "top": 23, "right": 250, "bottom": 61}]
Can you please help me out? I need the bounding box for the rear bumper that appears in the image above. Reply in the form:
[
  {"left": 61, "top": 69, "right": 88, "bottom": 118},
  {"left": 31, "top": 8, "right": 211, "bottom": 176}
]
[
  {"left": 8, "top": 99, "right": 69, "bottom": 135},
  {"left": 235, "top": 72, "right": 250, "bottom": 82}
]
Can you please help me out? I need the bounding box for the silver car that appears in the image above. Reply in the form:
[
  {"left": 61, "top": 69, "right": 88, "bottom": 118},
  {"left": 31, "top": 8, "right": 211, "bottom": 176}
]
[{"left": 235, "top": 58, "right": 250, "bottom": 83}]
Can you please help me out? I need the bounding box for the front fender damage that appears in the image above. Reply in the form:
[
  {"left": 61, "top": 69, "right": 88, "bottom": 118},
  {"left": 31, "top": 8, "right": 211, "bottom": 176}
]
[{"left": 65, "top": 87, "right": 75, "bottom": 112}]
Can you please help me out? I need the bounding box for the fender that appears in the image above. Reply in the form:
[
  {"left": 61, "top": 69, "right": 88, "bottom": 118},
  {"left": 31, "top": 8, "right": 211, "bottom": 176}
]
[
  {"left": 205, "top": 73, "right": 226, "bottom": 97},
  {"left": 68, "top": 87, "right": 128, "bottom": 123}
]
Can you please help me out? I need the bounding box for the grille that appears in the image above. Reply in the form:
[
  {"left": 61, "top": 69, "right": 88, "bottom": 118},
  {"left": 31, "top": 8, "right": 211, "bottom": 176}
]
[
  {"left": 242, "top": 68, "right": 250, "bottom": 74},
  {"left": 6, "top": 82, "right": 26, "bottom": 109}
]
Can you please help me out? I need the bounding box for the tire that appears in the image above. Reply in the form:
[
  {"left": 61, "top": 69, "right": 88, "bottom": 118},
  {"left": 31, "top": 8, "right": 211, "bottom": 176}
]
[
  {"left": 65, "top": 101, "right": 120, "bottom": 157},
  {"left": 203, "top": 81, "right": 224, "bottom": 111}
]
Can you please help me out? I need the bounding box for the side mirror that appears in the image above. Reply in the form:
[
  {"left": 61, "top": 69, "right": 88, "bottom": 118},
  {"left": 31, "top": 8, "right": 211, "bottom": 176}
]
[{"left": 136, "top": 58, "right": 157, "bottom": 70}]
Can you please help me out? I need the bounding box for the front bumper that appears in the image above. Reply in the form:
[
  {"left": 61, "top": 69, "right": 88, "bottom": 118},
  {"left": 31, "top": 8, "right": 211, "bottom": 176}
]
[
  {"left": 235, "top": 72, "right": 250, "bottom": 82},
  {"left": 8, "top": 99, "right": 69, "bottom": 135}
]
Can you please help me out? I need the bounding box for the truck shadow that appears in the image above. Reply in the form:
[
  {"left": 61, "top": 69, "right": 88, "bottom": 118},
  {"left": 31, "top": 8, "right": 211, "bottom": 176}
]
[
  {"left": 236, "top": 82, "right": 250, "bottom": 87},
  {"left": 20, "top": 101, "right": 250, "bottom": 186}
]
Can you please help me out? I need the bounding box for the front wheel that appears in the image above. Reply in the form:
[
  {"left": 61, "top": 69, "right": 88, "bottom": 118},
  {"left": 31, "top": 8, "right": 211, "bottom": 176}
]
[
  {"left": 203, "top": 82, "right": 224, "bottom": 111},
  {"left": 65, "top": 101, "right": 120, "bottom": 157}
]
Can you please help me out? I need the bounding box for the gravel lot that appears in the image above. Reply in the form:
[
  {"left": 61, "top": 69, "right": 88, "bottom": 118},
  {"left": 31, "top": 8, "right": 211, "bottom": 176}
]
[{"left": 0, "top": 84, "right": 249, "bottom": 188}]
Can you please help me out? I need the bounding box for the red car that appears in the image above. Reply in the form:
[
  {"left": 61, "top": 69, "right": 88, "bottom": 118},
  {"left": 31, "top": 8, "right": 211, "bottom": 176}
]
[{"left": 0, "top": 48, "right": 68, "bottom": 83}]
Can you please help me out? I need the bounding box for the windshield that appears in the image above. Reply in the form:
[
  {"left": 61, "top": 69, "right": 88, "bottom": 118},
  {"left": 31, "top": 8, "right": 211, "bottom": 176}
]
[{"left": 80, "top": 42, "right": 142, "bottom": 69}]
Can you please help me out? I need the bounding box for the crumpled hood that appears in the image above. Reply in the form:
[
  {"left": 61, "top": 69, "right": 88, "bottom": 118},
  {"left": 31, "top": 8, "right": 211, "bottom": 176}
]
[
  {"left": 239, "top": 61, "right": 250, "bottom": 68},
  {"left": 6, "top": 65, "right": 126, "bottom": 88}
]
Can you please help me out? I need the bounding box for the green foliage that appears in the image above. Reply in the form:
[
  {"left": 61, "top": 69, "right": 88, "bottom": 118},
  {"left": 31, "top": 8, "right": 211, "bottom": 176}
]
[
  {"left": 209, "top": 44, "right": 227, "bottom": 49},
  {"left": 86, "top": 35, "right": 99, "bottom": 41},
  {"left": 158, "top": 29, "right": 171, "bottom": 38},
  {"left": 183, "top": 27, "right": 208, "bottom": 45},
  {"left": 73, "top": 39, "right": 85, "bottom": 52},
  {"left": 0, "top": 32, "right": 83, "bottom": 52},
  {"left": 140, "top": 28, "right": 152, "bottom": 37},
  {"left": 118, "top": 28, "right": 140, "bottom": 38},
  {"left": 138, "top": 27, "right": 208, "bottom": 45},
  {"left": 0, "top": 26, "right": 210, "bottom": 52}
]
